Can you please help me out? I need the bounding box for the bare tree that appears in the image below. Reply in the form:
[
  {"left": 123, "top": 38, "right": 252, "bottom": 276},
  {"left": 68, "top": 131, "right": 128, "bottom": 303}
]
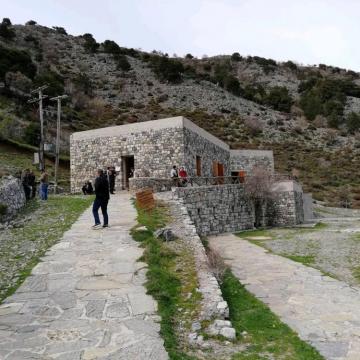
[{"left": 244, "top": 166, "right": 275, "bottom": 228}]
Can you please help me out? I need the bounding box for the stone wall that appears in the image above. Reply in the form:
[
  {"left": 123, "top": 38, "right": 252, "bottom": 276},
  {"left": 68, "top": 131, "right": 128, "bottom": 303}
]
[
  {"left": 230, "top": 149, "right": 274, "bottom": 174},
  {"left": 269, "top": 181, "right": 304, "bottom": 226},
  {"left": 174, "top": 185, "right": 255, "bottom": 236},
  {"left": 0, "top": 176, "right": 26, "bottom": 220},
  {"left": 183, "top": 119, "right": 230, "bottom": 177},
  {"left": 129, "top": 177, "right": 173, "bottom": 193}
]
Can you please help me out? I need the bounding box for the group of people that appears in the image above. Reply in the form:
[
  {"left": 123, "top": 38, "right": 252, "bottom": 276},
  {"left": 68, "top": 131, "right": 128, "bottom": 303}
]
[
  {"left": 21, "top": 169, "right": 49, "bottom": 201},
  {"left": 170, "top": 165, "right": 188, "bottom": 187},
  {"left": 82, "top": 167, "right": 117, "bottom": 196}
]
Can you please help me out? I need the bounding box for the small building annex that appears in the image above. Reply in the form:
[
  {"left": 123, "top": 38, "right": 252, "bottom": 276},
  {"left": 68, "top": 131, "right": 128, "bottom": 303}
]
[{"left": 70, "top": 116, "right": 274, "bottom": 193}]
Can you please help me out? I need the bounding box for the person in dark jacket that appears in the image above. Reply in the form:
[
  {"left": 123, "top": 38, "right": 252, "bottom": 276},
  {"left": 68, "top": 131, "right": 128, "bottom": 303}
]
[
  {"left": 108, "top": 167, "right": 116, "bottom": 194},
  {"left": 82, "top": 181, "right": 94, "bottom": 195},
  {"left": 21, "top": 169, "right": 31, "bottom": 200},
  {"left": 92, "top": 169, "right": 110, "bottom": 229}
]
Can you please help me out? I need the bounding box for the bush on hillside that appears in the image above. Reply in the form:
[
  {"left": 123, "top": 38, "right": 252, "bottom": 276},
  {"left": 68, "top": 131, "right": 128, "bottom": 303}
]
[
  {"left": 231, "top": 52, "right": 242, "bottom": 61},
  {"left": 53, "top": 26, "right": 67, "bottom": 35},
  {"left": 284, "top": 60, "right": 298, "bottom": 71},
  {"left": 25, "top": 20, "right": 37, "bottom": 26},
  {"left": 34, "top": 69, "right": 64, "bottom": 97},
  {"left": 346, "top": 112, "right": 360, "bottom": 133},
  {"left": 82, "top": 33, "right": 99, "bottom": 53},
  {"left": 265, "top": 86, "right": 293, "bottom": 112},
  {"left": 23, "top": 122, "right": 40, "bottom": 146},
  {"left": 0, "top": 18, "right": 15, "bottom": 40},
  {"left": 114, "top": 54, "right": 131, "bottom": 71},
  {"left": 73, "top": 72, "right": 93, "bottom": 95},
  {"left": 185, "top": 53, "right": 194, "bottom": 59},
  {"left": 102, "top": 40, "right": 121, "bottom": 54},
  {"left": 0, "top": 45, "right": 36, "bottom": 81},
  {"left": 148, "top": 55, "right": 184, "bottom": 83}
]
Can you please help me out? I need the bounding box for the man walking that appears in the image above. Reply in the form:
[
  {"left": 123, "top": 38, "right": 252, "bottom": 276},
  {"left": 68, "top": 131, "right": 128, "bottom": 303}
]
[{"left": 92, "top": 169, "right": 110, "bottom": 229}]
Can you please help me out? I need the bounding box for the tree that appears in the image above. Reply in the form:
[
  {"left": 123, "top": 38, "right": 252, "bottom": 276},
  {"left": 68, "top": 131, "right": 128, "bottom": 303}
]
[
  {"left": 25, "top": 20, "right": 37, "bottom": 25},
  {"left": 346, "top": 112, "right": 360, "bottom": 133},
  {"left": 185, "top": 53, "right": 194, "bottom": 59},
  {"left": 23, "top": 123, "right": 40, "bottom": 146},
  {"left": 0, "top": 18, "right": 15, "bottom": 40},
  {"left": 149, "top": 55, "right": 184, "bottom": 83}
]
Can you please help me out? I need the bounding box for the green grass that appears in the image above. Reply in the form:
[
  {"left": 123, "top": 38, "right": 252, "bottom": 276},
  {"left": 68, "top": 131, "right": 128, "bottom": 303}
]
[
  {"left": 282, "top": 255, "right": 315, "bottom": 266},
  {"left": 0, "top": 195, "right": 93, "bottom": 303},
  {"left": 131, "top": 205, "right": 198, "bottom": 360},
  {"left": 221, "top": 270, "right": 324, "bottom": 360}
]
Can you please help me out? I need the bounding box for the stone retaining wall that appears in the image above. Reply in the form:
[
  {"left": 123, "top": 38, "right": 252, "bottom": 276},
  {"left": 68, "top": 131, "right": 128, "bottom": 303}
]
[
  {"left": 129, "top": 177, "right": 173, "bottom": 193},
  {"left": 0, "top": 176, "right": 26, "bottom": 220},
  {"left": 174, "top": 185, "right": 255, "bottom": 236}
]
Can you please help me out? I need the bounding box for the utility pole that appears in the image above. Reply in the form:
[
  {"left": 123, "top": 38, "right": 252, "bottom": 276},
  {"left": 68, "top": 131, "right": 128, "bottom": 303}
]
[
  {"left": 28, "top": 85, "right": 48, "bottom": 171},
  {"left": 50, "top": 95, "right": 68, "bottom": 194}
]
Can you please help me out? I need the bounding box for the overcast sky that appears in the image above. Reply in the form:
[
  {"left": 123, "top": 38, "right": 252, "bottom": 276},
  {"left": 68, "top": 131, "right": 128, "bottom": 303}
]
[{"left": 3, "top": 0, "right": 360, "bottom": 71}]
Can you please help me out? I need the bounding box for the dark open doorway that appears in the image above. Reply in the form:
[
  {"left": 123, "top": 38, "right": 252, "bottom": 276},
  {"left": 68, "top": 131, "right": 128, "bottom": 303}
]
[{"left": 121, "top": 155, "right": 134, "bottom": 190}]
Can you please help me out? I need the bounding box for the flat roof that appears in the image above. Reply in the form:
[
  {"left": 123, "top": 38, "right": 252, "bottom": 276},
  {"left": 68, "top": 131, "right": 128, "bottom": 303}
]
[{"left": 71, "top": 116, "right": 230, "bottom": 150}]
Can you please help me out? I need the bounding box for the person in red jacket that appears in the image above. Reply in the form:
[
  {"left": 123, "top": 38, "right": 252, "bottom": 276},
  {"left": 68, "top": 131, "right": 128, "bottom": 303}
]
[{"left": 179, "top": 166, "right": 188, "bottom": 186}]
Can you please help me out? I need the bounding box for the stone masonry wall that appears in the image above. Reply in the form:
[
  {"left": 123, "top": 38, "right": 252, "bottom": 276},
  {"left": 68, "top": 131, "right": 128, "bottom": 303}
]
[
  {"left": 0, "top": 176, "right": 26, "bottom": 220},
  {"left": 70, "top": 127, "right": 185, "bottom": 193},
  {"left": 184, "top": 127, "right": 230, "bottom": 177},
  {"left": 230, "top": 150, "right": 274, "bottom": 174},
  {"left": 269, "top": 181, "right": 304, "bottom": 226},
  {"left": 174, "top": 185, "right": 255, "bottom": 236},
  {"left": 129, "top": 177, "right": 173, "bottom": 193}
]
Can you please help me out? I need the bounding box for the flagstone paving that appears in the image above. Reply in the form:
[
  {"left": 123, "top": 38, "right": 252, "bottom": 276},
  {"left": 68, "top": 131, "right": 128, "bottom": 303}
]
[
  {"left": 0, "top": 193, "right": 168, "bottom": 360},
  {"left": 209, "top": 234, "right": 360, "bottom": 360}
]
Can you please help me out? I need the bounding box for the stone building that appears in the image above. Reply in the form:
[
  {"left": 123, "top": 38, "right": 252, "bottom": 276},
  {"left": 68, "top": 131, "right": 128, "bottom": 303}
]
[
  {"left": 71, "top": 116, "right": 310, "bottom": 230},
  {"left": 70, "top": 116, "right": 273, "bottom": 193}
]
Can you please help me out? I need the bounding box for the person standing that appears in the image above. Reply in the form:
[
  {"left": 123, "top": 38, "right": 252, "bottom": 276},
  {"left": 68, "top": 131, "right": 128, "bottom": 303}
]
[
  {"left": 39, "top": 170, "right": 49, "bottom": 200},
  {"left": 28, "top": 170, "right": 36, "bottom": 199},
  {"left": 21, "top": 169, "right": 31, "bottom": 200},
  {"left": 170, "top": 165, "right": 179, "bottom": 187},
  {"left": 108, "top": 167, "right": 116, "bottom": 194},
  {"left": 92, "top": 169, "right": 110, "bottom": 229},
  {"left": 179, "top": 166, "right": 188, "bottom": 186}
]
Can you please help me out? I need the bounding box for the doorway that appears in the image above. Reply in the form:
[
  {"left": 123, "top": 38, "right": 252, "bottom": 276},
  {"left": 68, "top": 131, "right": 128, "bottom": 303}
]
[{"left": 121, "top": 155, "right": 134, "bottom": 190}]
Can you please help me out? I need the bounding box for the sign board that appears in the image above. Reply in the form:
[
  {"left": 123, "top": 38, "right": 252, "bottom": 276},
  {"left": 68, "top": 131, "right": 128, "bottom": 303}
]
[
  {"left": 33, "top": 152, "right": 39, "bottom": 165},
  {"left": 44, "top": 143, "right": 55, "bottom": 152},
  {"left": 136, "top": 188, "right": 155, "bottom": 211}
]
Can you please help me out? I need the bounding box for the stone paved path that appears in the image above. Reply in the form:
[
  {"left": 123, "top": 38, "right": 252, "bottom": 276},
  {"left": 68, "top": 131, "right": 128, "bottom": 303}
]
[
  {"left": 209, "top": 234, "right": 360, "bottom": 360},
  {"left": 0, "top": 193, "right": 168, "bottom": 360}
]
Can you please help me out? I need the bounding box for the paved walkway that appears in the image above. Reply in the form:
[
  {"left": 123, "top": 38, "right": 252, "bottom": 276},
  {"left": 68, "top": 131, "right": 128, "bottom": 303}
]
[
  {"left": 209, "top": 234, "right": 360, "bottom": 360},
  {"left": 0, "top": 193, "right": 168, "bottom": 360}
]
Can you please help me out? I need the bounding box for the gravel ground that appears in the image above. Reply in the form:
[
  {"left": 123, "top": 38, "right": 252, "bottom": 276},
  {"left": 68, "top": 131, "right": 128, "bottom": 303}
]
[{"left": 240, "top": 204, "right": 360, "bottom": 286}]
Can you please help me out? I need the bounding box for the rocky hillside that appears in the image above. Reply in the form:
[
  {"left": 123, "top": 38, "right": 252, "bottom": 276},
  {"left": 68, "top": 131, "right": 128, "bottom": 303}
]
[{"left": 1, "top": 18, "right": 360, "bottom": 206}]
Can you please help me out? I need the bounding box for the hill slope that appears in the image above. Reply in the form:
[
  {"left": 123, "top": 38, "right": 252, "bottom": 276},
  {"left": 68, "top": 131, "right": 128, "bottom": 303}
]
[{"left": 0, "top": 18, "right": 360, "bottom": 205}]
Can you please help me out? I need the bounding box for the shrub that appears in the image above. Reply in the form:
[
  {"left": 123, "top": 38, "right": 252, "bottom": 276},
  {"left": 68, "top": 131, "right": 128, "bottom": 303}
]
[
  {"left": 82, "top": 33, "right": 99, "bottom": 53},
  {"left": 25, "top": 20, "right": 37, "bottom": 26},
  {"left": 148, "top": 55, "right": 184, "bottom": 83},
  {"left": 265, "top": 86, "right": 293, "bottom": 112},
  {"left": 23, "top": 122, "right": 40, "bottom": 146},
  {"left": 0, "top": 203, "right": 7, "bottom": 216},
  {"left": 231, "top": 52, "right": 242, "bottom": 61},
  {"left": 114, "top": 54, "right": 131, "bottom": 71},
  {"left": 0, "top": 45, "right": 36, "bottom": 81},
  {"left": 224, "top": 75, "right": 243, "bottom": 96},
  {"left": 284, "top": 60, "right": 297, "bottom": 71},
  {"left": 346, "top": 112, "right": 360, "bottom": 133},
  {"left": 185, "top": 53, "right": 193, "bottom": 59},
  {"left": 102, "top": 39, "right": 121, "bottom": 54},
  {"left": 0, "top": 18, "right": 15, "bottom": 40},
  {"left": 52, "top": 26, "right": 67, "bottom": 35},
  {"left": 73, "top": 72, "right": 93, "bottom": 95},
  {"left": 34, "top": 69, "right": 64, "bottom": 97},
  {"left": 244, "top": 116, "right": 263, "bottom": 135}
]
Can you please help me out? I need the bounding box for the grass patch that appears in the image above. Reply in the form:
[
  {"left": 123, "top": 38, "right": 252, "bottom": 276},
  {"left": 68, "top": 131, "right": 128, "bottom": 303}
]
[
  {"left": 221, "top": 269, "right": 324, "bottom": 360},
  {"left": 236, "top": 229, "right": 272, "bottom": 239},
  {"left": 352, "top": 266, "right": 360, "bottom": 283},
  {"left": 282, "top": 254, "right": 315, "bottom": 266},
  {"left": 131, "top": 205, "right": 199, "bottom": 360},
  {"left": 0, "top": 195, "right": 93, "bottom": 303}
]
